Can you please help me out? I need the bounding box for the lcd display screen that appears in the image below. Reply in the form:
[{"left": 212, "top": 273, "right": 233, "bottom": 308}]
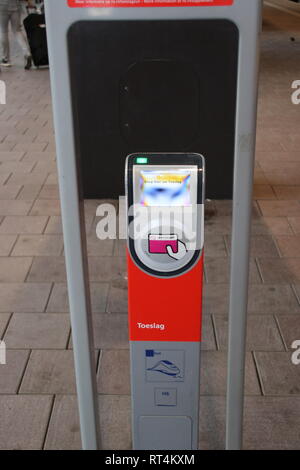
[{"left": 139, "top": 169, "right": 192, "bottom": 207}]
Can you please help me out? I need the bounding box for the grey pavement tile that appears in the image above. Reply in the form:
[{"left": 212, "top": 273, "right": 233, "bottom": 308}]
[
  {"left": 0, "top": 161, "right": 35, "bottom": 173},
  {"left": 17, "top": 184, "right": 42, "bottom": 200},
  {"left": 106, "top": 279, "right": 128, "bottom": 313},
  {"left": 251, "top": 217, "right": 293, "bottom": 236},
  {"left": 0, "top": 257, "right": 32, "bottom": 282},
  {"left": 244, "top": 396, "right": 300, "bottom": 450},
  {"left": 12, "top": 234, "right": 63, "bottom": 256},
  {"left": 201, "top": 315, "right": 217, "bottom": 351},
  {"left": 22, "top": 151, "right": 56, "bottom": 162},
  {"left": 38, "top": 184, "right": 59, "bottom": 199},
  {"left": 273, "top": 185, "right": 300, "bottom": 200},
  {"left": 0, "top": 152, "right": 24, "bottom": 162},
  {"left": 276, "top": 315, "right": 300, "bottom": 351},
  {"left": 0, "top": 144, "right": 16, "bottom": 153},
  {"left": 248, "top": 284, "right": 300, "bottom": 314},
  {"left": 0, "top": 216, "right": 48, "bottom": 234},
  {"left": 97, "top": 350, "right": 130, "bottom": 395},
  {"left": 199, "top": 352, "right": 261, "bottom": 396},
  {"left": 44, "top": 394, "right": 131, "bottom": 450},
  {"left": 0, "top": 185, "right": 21, "bottom": 199},
  {"left": 93, "top": 314, "right": 129, "bottom": 350},
  {"left": 44, "top": 395, "right": 82, "bottom": 450},
  {"left": 203, "top": 284, "right": 229, "bottom": 315},
  {"left": 7, "top": 172, "right": 48, "bottom": 187},
  {"left": 265, "top": 170, "right": 300, "bottom": 186},
  {"left": 87, "top": 235, "right": 114, "bottom": 256},
  {"left": 225, "top": 235, "right": 280, "bottom": 258},
  {"left": 294, "top": 285, "right": 300, "bottom": 305},
  {"left": 13, "top": 143, "right": 48, "bottom": 153},
  {"left": 257, "top": 258, "right": 300, "bottom": 284},
  {"left": 0, "top": 395, "right": 53, "bottom": 450},
  {"left": 0, "top": 283, "right": 51, "bottom": 312},
  {"left": 204, "top": 216, "right": 233, "bottom": 235},
  {"left": 4, "top": 135, "right": 36, "bottom": 145},
  {"left": 275, "top": 235, "right": 300, "bottom": 258},
  {"left": 46, "top": 283, "right": 109, "bottom": 313},
  {"left": 255, "top": 352, "right": 300, "bottom": 396},
  {"left": 0, "top": 350, "right": 29, "bottom": 393},
  {"left": 214, "top": 201, "right": 261, "bottom": 218},
  {"left": 28, "top": 256, "right": 127, "bottom": 283},
  {"left": 0, "top": 235, "right": 17, "bottom": 255},
  {"left": 288, "top": 217, "right": 300, "bottom": 235},
  {"left": 4, "top": 313, "right": 70, "bottom": 349},
  {"left": 84, "top": 199, "right": 119, "bottom": 218},
  {"left": 27, "top": 256, "right": 66, "bottom": 282},
  {"left": 258, "top": 200, "right": 300, "bottom": 217},
  {"left": 44, "top": 216, "right": 62, "bottom": 234},
  {"left": 214, "top": 315, "right": 284, "bottom": 351},
  {"left": 20, "top": 350, "right": 77, "bottom": 394},
  {"left": 205, "top": 258, "right": 261, "bottom": 284},
  {"left": 34, "top": 162, "right": 57, "bottom": 174},
  {"left": 199, "top": 396, "right": 225, "bottom": 450},
  {"left": 29, "top": 199, "right": 61, "bottom": 216},
  {"left": 256, "top": 151, "right": 300, "bottom": 164},
  {"left": 113, "top": 238, "right": 126, "bottom": 256},
  {"left": 44, "top": 173, "right": 58, "bottom": 185},
  {"left": 0, "top": 200, "right": 33, "bottom": 216},
  {"left": 0, "top": 173, "right": 12, "bottom": 185},
  {"left": 204, "top": 234, "right": 227, "bottom": 258},
  {"left": 0, "top": 313, "right": 10, "bottom": 338},
  {"left": 199, "top": 396, "right": 300, "bottom": 450},
  {"left": 253, "top": 184, "right": 276, "bottom": 199},
  {"left": 88, "top": 256, "right": 127, "bottom": 282}
]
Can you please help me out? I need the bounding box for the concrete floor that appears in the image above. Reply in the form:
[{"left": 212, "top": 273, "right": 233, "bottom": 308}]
[{"left": 0, "top": 1, "right": 300, "bottom": 450}]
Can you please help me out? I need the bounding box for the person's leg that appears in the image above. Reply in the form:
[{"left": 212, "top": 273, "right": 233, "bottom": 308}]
[
  {"left": 0, "top": 8, "right": 10, "bottom": 63},
  {"left": 10, "top": 9, "right": 30, "bottom": 56},
  {"left": 9, "top": 8, "right": 32, "bottom": 69}
]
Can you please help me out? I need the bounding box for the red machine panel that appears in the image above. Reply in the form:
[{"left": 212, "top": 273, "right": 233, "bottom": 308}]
[{"left": 128, "top": 251, "right": 204, "bottom": 342}]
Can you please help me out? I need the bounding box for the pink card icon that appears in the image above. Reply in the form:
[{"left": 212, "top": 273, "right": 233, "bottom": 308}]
[{"left": 148, "top": 234, "right": 178, "bottom": 254}]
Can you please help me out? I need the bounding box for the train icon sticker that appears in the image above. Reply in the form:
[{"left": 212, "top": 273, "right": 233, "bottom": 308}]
[{"left": 145, "top": 349, "right": 185, "bottom": 383}]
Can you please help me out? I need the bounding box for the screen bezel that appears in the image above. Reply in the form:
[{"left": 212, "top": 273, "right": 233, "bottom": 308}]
[{"left": 126, "top": 153, "right": 205, "bottom": 278}]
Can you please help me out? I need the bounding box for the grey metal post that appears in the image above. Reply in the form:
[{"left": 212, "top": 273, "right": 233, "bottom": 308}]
[
  {"left": 226, "top": 1, "right": 262, "bottom": 450},
  {"left": 44, "top": 0, "right": 101, "bottom": 450}
]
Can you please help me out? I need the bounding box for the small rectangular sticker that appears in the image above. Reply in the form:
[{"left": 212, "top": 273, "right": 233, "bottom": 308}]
[{"left": 68, "top": 0, "right": 233, "bottom": 8}]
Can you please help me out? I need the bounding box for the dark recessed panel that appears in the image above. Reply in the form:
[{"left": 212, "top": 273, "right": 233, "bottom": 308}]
[
  {"left": 120, "top": 60, "right": 199, "bottom": 148},
  {"left": 68, "top": 20, "right": 239, "bottom": 199}
]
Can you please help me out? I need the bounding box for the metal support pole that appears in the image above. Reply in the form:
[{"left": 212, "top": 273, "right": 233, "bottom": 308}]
[
  {"left": 45, "top": 0, "right": 101, "bottom": 450},
  {"left": 226, "top": 1, "right": 262, "bottom": 450}
]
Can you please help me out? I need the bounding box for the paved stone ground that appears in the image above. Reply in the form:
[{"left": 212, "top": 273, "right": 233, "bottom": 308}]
[{"left": 0, "top": 1, "right": 300, "bottom": 450}]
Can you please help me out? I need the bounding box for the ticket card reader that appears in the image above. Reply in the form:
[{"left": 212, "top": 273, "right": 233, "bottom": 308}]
[{"left": 126, "top": 153, "right": 205, "bottom": 450}]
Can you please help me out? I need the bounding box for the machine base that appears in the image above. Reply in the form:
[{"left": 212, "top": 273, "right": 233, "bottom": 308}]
[{"left": 130, "top": 341, "right": 201, "bottom": 450}]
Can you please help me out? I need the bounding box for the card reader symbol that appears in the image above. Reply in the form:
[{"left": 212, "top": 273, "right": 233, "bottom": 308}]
[
  {"left": 148, "top": 234, "right": 187, "bottom": 260},
  {"left": 167, "top": 241, "right": 187, "bottom": 260}
]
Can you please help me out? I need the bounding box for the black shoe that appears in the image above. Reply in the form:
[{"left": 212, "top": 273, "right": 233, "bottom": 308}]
[
  {"left": 1, "top": 59, "right": 11, "bottom": 67},
  {"left": 24, "top": 55, "right": 32, "bottom": 70}
]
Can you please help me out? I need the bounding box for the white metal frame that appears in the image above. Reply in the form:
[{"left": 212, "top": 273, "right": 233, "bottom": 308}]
[{"left": 44, "top": 0, "right": 262, "bottom": 450}]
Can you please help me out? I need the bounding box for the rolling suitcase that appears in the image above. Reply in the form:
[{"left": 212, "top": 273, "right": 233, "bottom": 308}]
[{"left": 23, "top": 11, "right": 49, "bottom": 68}]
